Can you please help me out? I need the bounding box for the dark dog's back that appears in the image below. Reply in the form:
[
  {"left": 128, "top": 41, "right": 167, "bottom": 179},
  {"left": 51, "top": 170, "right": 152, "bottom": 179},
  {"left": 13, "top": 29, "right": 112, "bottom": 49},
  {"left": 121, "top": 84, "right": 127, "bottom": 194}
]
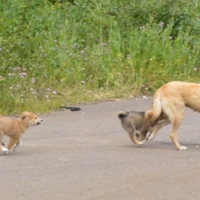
[
  {"left": 117, "top": 110, "right": 129, "bottom": 119},
  {"left": 117, "top": 110, "right": 145, "bottom": 129},
  {"left": 117, "top": 110, "right": 149, "bottom": 145}
]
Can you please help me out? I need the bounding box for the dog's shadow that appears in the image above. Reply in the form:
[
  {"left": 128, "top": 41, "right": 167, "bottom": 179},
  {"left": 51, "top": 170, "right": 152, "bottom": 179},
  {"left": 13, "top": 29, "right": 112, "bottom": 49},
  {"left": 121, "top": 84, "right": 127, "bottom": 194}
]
[{"left": 122, "top": 141, "right": 200, "bottom": 152}]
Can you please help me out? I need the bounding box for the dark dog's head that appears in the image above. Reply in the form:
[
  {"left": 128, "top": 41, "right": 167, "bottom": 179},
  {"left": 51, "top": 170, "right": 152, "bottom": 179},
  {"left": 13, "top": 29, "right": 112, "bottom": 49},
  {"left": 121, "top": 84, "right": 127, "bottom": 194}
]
[{"left": 117, "top": 110, "right": 149, "bottom": 145}]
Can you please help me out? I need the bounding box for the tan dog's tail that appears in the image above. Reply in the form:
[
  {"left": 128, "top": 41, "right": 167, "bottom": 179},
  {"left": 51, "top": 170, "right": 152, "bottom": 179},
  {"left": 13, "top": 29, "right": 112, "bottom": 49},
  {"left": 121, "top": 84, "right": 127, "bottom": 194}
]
[{"left": 145, "top": 93, "right": 162, "bottom": 122}]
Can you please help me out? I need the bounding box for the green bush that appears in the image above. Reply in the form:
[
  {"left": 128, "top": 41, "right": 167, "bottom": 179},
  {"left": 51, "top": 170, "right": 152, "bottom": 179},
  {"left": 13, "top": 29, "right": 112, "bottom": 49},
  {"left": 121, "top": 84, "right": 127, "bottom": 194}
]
[{"left": 0, "top": 0, "right": 200, "bottom": 114}]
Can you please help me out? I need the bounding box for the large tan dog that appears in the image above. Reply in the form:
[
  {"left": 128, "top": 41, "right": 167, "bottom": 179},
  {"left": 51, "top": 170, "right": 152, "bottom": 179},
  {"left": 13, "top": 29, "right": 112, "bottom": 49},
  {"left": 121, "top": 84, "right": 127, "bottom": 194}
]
[
  {"left": 0, "top": 111, "right": 42, "bottom": 154},
  {"left": 117, "top": 110, "right": 163, "bottom": 145},
  {"left": 145, "top": 81, "right": 200, "bottom": 150}
]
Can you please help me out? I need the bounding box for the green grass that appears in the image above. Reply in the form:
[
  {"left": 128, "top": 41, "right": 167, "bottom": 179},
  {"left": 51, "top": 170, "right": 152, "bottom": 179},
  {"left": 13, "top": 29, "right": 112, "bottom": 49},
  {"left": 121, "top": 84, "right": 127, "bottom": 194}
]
[{"left": 0, "top": 0, "right": 200, "bottom": 114}]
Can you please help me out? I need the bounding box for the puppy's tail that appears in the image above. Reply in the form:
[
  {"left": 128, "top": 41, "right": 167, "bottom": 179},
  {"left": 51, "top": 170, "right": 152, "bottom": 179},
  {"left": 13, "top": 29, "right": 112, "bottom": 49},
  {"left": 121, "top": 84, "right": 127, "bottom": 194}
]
[
  {"left": 117, "top": 110, "right": 129, "bottom": 119},
  {"left": 145, "top": 94, "right": 162, "bottom": 122}
]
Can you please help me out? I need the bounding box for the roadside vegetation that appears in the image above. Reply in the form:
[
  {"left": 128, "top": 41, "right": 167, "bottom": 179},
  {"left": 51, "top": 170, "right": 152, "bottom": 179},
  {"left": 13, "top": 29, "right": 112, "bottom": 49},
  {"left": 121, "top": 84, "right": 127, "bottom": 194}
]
[{"left": 0, "top": 0, "right": 200, "bottom": 114}]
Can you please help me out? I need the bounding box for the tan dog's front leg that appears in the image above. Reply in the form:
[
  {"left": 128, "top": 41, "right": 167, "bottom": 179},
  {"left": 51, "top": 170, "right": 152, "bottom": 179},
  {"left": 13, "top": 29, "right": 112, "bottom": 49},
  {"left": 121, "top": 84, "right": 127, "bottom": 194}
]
[{"left": 7, "top": 138, "right": 18, "bottom": 150}]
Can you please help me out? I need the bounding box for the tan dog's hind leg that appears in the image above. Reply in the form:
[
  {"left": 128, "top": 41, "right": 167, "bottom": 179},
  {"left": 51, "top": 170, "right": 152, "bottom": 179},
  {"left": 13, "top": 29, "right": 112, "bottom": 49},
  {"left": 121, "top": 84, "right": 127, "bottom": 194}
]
[
  {"left": 170, "top": 116, "right": 186, "bottom": 150},
  {"left": 147, "top": 119, "right": 170, "bottom": 142},
  {"left": 7, "top": 138, "right": 18, "bottom": 150},
  {"left": 169, "top": 103, "right": 185, "bottom": 150},
  {"left": 161, "top": 98, "right": 186, "bottom": 150}
]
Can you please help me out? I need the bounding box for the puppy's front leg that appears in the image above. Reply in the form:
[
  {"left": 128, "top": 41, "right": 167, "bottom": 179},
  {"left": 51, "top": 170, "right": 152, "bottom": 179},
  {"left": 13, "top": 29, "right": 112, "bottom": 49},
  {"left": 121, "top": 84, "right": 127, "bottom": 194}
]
[
  {"left": 0, "top": 130, "right": 8, "bottom": 153},
  {"left": 129, "top": 125, "right": 144, "bottom": 145},
  {"left": 7, "top": 138, "right": 18, "bottom": 151},
  {"left": 137, "top": 129, "right": 149, "bottom": 141},
  {"left": 13, "top": 139, "right": 22, "bottom": 152}
]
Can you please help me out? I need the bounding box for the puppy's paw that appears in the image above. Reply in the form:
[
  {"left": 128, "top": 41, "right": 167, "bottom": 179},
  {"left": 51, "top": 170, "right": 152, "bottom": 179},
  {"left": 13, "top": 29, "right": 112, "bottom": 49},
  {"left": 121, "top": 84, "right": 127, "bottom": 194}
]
[
  {"left": 138, "top": 141, "right": 144, "bottom": 145},
  {"left": 1, "top": 142, "right": 5, "bottom": 146},
  {"left": 1, "top": 146, "right": 8, "bottom": 154},
  {"left": 179, "top": 146, "right": 187, "bottom": 151},
  {"left": 146, "top": 134, "right": 154, "bottom": 142}
]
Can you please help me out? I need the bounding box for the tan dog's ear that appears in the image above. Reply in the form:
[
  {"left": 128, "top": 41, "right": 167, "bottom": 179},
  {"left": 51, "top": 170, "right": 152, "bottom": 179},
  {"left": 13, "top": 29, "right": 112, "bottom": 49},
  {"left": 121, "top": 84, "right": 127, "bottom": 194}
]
[{"left": 21, "top": 111, "right": 28, "bottom": 119}]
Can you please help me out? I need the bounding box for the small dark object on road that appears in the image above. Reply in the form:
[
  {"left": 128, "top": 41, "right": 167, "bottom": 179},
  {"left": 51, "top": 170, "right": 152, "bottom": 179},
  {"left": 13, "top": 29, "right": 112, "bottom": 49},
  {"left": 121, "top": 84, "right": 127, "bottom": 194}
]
[{"left": 59, "top": 106, "right": 81, "bottom": 111}]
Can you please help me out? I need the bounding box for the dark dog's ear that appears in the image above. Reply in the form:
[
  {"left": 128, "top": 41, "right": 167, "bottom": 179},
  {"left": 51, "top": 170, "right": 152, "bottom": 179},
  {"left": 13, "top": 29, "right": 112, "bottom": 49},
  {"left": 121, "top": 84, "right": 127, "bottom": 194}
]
[{"left": 21, "top": 111, "right": 28, "bottom": 119}]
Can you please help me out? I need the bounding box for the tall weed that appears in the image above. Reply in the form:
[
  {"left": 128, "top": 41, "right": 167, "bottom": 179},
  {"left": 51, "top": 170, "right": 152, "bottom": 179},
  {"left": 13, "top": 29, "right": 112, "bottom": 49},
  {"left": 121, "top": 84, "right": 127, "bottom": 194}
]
[{"left": 0, "top": 0, "right": 200, "bottom": 114}]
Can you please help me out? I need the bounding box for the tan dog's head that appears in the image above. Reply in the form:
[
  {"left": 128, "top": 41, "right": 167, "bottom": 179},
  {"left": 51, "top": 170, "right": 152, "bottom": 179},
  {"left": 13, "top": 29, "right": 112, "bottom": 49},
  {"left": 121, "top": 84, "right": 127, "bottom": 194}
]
[{"left": 21, "top": 111, "right": 42, "bottom": 126}]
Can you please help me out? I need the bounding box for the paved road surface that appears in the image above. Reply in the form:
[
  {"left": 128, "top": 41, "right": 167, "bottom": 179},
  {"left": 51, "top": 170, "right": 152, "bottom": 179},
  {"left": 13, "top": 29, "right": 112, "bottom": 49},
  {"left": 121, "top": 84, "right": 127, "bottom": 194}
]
[{"left": 1, "top": 98, "right": 200, "bottom": 200}]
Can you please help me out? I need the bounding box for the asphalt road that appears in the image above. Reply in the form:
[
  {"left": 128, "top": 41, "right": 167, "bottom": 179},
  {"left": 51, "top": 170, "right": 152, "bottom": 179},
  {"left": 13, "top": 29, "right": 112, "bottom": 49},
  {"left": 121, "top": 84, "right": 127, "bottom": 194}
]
[{"left": 1, "top": 98, "right": 200, "bottom": 200}]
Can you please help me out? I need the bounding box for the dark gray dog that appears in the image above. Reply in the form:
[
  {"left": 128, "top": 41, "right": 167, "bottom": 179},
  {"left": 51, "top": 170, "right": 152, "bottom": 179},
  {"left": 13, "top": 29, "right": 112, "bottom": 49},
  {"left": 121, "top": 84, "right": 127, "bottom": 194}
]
[{"left": 117, "top": 110, "right": 163, "bottom": 145}]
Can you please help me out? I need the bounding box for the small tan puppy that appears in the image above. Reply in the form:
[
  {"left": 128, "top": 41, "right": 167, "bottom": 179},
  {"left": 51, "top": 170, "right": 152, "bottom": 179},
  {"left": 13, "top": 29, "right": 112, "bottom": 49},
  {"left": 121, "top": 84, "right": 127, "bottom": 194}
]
[
  {"left": 0, "top": 111, "right": 42, "bottom": 153},
  {"left": 117, "top": 110, "right": 163, "bottom": 145},
  {"left": 145, "top": 81, "right": 200, "bottom": 150}
]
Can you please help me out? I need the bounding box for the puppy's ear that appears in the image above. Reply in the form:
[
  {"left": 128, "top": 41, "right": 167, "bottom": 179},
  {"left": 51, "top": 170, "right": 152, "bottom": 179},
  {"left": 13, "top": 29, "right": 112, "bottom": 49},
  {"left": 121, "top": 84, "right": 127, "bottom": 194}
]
[{"left": 21, "top": 111, "right": 28, "bottom": 119}]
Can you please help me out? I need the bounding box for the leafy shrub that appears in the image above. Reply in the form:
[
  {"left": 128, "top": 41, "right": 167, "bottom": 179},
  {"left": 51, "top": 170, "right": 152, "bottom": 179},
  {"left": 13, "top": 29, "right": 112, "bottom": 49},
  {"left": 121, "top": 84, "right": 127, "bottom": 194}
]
[{"left": 0, "top": 0, "right": 200, "bottom": 114}]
